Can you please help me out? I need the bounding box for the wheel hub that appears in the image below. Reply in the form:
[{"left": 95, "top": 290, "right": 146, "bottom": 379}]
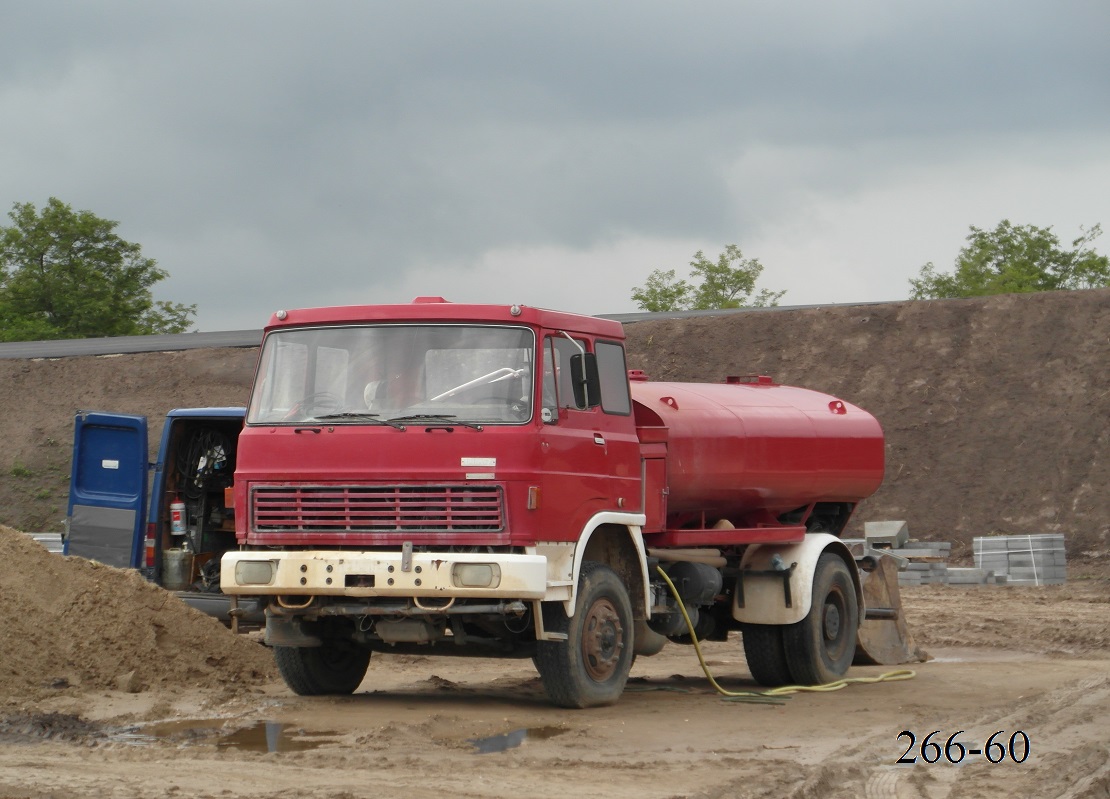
[
  {"left": 823, "top": 602, "right": 842, "bottom": 641},
  {"left": 581, "top": 598, "right": 623, "bottom": 681}
]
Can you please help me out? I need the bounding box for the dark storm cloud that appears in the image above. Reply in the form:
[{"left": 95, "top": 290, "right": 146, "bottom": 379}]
[{"left": 2, "top": 1, "right": 1108, "bottom": 327}]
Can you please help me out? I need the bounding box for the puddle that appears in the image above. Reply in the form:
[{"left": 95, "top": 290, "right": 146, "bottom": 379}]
[
  {"left": 113, "top": 719, "right": 338, "bottom": 753},
  {"left": 469, "top": 726, "right": 568, "bottom": 754}
]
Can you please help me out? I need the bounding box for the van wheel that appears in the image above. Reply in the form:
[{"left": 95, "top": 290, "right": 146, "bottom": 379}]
[
  {"left": 534, "top": 562, "right": 634, "bottom": 708},
  {"left": 783, "top": 553, "right": 858, "bottom": 685},
  {"left": 274, "top": 643, "right": 371, "bottom": 695}
]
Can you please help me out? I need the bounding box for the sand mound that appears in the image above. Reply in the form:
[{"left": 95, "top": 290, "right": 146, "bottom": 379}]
[{"left": 0, "top": 526, "right": 275, "bottom": 704}]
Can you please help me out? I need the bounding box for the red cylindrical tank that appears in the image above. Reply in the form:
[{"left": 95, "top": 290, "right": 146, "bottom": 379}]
[{"left": 630, "top": 378, "right": 884, "bottom": 523}]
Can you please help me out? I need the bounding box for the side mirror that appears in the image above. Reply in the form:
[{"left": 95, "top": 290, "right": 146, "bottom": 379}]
[{"left": 570, "top": 353, "right": 601, "bottom": 409}]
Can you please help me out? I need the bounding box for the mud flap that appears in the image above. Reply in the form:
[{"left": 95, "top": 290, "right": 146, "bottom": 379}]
[{"left": 854, "top": 554, "right": 928, "bottom": 665}]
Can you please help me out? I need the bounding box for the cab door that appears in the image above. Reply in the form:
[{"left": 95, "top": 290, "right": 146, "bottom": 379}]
[
  {"left": 66, "top": 412, "right": 148, "bottom": 568},
  {"left": 534, "top": 336, "right": 641, "bottom": 539}
]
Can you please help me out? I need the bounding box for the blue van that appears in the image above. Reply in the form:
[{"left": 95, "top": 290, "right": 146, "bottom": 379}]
[{"left": 66, "top": 407, "right": 263, "bottom": 628}]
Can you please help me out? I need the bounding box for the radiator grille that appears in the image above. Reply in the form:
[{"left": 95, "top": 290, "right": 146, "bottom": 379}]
[{"left": 251, "top": 484, "right": 505, "bottom": 533}]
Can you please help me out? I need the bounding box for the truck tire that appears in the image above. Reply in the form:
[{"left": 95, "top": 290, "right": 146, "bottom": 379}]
[
  {"left": 534, "top": 561, "right": 634, "bottom": 708},
  {"left": 273, "top": 643, "right": 371, "bottom": 696},
  {"left": 740, "top": 623, "right": 793, "bottom": 687},
  {"left": 782, "top": 553, "right": 858, "bottom": 685}
]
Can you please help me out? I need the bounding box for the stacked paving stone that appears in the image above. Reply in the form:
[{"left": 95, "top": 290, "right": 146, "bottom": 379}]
[
  {"left": 895, "top": 540, "right": 952, "bottom": 585},
  {"left": 846, "top": 524, "right": 1065, "bottom": 587},
  {"left": 973, "top": 534, "right": 1067, "bottom": 585},
  {"left": 851, "top": 521, "right": 954, "bottom": 586},
  {"left": 947, "top": 566, "right": 1005, "bottom": 586},
  {"left": 28, "top": 532, "right": 64, "bottom": 554}
]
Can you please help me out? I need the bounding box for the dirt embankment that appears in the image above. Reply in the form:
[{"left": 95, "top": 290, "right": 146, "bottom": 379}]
[
  {"left": 623, "top": 289, "right": 1110, "bottom": 559},
  {"left": 0, "top": 289, "right": 1107, "bottom": 561}
]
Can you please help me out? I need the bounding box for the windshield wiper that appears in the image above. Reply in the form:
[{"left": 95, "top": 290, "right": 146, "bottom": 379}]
[
  {"left": 315, "top": 412, "right": 407, "bottom": 429},
  {"left": 386, "top": 414, "right": 484, "bottom": 431}
]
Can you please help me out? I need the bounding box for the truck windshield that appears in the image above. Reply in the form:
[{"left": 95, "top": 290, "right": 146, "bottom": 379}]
[{"left": 247, "top": 324, "right": 536, "bottom": 426}]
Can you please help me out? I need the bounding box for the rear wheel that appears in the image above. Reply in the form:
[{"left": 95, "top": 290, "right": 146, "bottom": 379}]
[
  {"left": 783, "top": 553, "right": 858, "bottom": 685},
  {"left": 274, "top": 643, "right": 371, "bottom": 695},
  {"left": 741, "top": 623, "right": 793, "bottom": 686},
  {"left": 534, "top": 562, "right": 634, "bottom": 708}
]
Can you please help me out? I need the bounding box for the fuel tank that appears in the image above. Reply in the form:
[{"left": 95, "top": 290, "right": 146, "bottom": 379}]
[{"left": 630, "top": 376, "right": 884, "bottom": 524}]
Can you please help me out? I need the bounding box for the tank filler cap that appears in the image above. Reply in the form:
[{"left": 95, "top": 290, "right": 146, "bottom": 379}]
[
  {"left": 412, "top": 296, "right": 450, "bottom": 304},
  {"left": 627, "top": 369, "right": 650, "bottom": 382},
  {"left": 727, "top": 374, "right": 776, "bottom": 386}
]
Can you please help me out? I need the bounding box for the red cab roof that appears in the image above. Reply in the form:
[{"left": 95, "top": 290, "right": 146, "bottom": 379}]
[{"left": 264, "top": 298, "right": 625, "bottom": 340}]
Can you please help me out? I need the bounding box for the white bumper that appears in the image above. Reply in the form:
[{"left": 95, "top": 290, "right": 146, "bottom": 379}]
[{"left": 220, "top": 549, "right": 548, "bottom": 600}]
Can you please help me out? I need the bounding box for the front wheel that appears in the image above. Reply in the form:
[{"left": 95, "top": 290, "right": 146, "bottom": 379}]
[
  {"left": 274, "top": 643, "right": 371, "bottom": 696},
  {"left": 534, "top": 562, "right": 634, "bottom": 708},
  {"left": 782, "top": 553, "right": 859, "bottom": 685}
]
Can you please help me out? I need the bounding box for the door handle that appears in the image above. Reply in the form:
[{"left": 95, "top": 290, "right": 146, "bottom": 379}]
[{"left": 593, "top": 434, "right": 605, "bottom": 445}]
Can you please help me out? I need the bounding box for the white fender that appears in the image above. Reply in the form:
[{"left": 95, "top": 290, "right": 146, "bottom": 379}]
[
  {"left": 731, "top": 533, "right": 862, "bottom": 626},
  {"left": 567, "top": 512, "right": 649, "bottom": 617}
]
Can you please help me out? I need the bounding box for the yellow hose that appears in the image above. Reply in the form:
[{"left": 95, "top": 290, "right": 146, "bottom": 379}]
[{"left": 653, "top": 565, "right": 915, "bottom": 702}]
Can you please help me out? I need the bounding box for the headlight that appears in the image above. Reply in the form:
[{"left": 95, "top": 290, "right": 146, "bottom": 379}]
[
  {"left": 235, "top": 560, "right": 277, "bottom": 586},
  {"left": 452, "top": 563, "right": 501, "bottom": 589}
]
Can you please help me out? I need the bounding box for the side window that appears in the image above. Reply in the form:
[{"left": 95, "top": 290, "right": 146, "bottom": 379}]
[
  {"left": 542, "top": 336, "right": 589, "bottom": 411},
  {"left": 596, "top": 341, "right": 631, "bottom": 415}
]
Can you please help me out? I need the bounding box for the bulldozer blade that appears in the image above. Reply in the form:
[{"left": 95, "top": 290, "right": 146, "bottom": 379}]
[{"left": 854, "top": 554, "right": 928, "bottom": 666}]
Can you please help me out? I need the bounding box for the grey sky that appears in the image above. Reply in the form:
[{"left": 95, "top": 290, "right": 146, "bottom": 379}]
[{"left": 3, "top": 1, "right": 1108, "bottom": 330}]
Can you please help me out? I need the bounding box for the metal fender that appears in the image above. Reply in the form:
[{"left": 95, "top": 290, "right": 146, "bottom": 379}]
[{"left": 731, "top": 533, "right": 863, "bottom": 626}]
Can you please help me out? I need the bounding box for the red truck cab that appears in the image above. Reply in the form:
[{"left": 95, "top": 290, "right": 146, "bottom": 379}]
[{"left": 233, "top": 298, "right": 642, "bottom": 552}]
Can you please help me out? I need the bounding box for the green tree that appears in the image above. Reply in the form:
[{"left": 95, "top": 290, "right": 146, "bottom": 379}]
[
  {"left": 909, "top": 220, "right": 1110, "bottom": 300},
  {"left": 631, "top": 245, "right": 785, "bottom": 312},
  {"left": 0, "top": 198, "right": 196, "bottom": 341}
]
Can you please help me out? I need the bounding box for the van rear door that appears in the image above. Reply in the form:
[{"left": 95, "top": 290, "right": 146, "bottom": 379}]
[{"left": 66, "top": 412, "right": 148, "bottom": 568}]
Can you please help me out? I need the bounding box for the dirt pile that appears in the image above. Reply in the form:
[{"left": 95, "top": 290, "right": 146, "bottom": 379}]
[
  {"left": 0, "top": 525, "right": 275, "bottom": 706},
  {"left": 0, "top": 289, "right": 1107, "bottom": 558}
]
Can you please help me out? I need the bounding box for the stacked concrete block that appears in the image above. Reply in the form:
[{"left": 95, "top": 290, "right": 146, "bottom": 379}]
[
  {"left": 893, "top": 540, "right": 952, "bottom": 585},
  {"left": 947, "top": 567, "right": 1006, "bottom": 586},
  {"left": 857, "top": 522, "right": 953, "bottom": 586},
  {"left": 28, "top": 532, "right": 64, "bottom": 554},
  {"left": 973, "top": 534, "right": 1067, "bottom": 585}
]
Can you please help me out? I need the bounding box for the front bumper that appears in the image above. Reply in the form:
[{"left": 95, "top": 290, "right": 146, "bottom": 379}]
[{"left": 220, "top": 549, "right": 548, "bottom": 600}]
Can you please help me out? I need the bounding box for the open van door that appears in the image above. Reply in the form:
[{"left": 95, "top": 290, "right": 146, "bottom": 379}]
[{"left": 66, "top": 412, "right": 148, "bottom": 568}]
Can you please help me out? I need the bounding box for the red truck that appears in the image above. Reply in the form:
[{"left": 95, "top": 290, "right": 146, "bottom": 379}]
[{"left": 219, "top": 298, "right": 911, "bottom": 707}]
